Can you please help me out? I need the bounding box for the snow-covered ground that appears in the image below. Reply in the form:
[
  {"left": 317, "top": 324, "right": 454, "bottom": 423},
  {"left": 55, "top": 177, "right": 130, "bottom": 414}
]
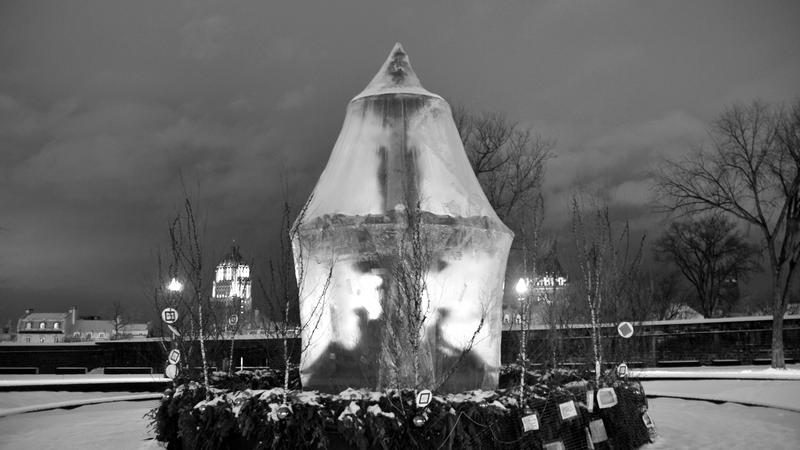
[
  {"left": 631, "top": 364, "right": 800, "bottom": 380},
  {"left": 642, "top": 379, "right": 800, "bottom": 412},
  {"left": 0, "top": 374, "right": 169, "bottom": 388},
  {"left": 0, "top": 394, "right": 797, "bottom": 449},
  {"left": 643, "top": 398, "right": 800, "bottom": 449},
  {"left": 1, "top": 367, "right": 799, "bottom": 449},
  {"left": 0, "top": 398, "right": 160, "bottom": 450},
  {"left": 0, "top": 390, "right": 147, "bottom": 410}
]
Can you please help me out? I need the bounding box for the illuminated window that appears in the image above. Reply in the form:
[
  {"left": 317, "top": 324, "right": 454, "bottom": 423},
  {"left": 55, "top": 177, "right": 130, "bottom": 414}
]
[
  {"left": 73, "top": 332, "right": 81, "bottom": 339},
  {"left": 54, "top": 322, "right": 60, "bottom": 330},
  {"left": 39, "top": 337, "right": 45, "bottom": 343},
  {"left": 39, "top": 322, "right": 46, "bottom": 329},
  {"left": 25, "top": 322, "right": 32, "bottom": 330}
]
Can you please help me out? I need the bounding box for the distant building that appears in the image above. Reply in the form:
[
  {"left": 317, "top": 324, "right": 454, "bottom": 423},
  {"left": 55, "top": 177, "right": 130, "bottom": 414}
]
[
  {"left": 0, "top": 320, "right": 12, "bottom": 342},
  {"left": 505, "top": 241, "right": 569, "bottom": 327},
  {"left": 70, "top": 317, "right": 115, "bottom": 342},
  {"left": 15, "top": 306, "right": 149, "bottom": 344},
  {"left": 119, "top": 322, "right": 150, "bottom": 338},
  {"left": 529, "top": 241, "right": 568, "bottom": 302},
  {"left": 212, "top": 245, "right": 253, "bottom": 318},
  {"left": 672, "top": 304, "right": 704, "bottom": 320},
  {"left": 16, "top": 310, "right": 68, "bottom": 344}
]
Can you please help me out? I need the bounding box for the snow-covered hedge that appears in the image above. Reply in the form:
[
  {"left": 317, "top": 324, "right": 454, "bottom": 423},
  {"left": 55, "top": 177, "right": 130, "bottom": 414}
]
[{"left": 148, "top": 369, "right": 654, "bottom": 449}]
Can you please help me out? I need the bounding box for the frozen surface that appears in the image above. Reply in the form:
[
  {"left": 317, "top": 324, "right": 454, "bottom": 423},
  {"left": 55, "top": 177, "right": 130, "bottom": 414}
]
[
  {"left": 0, "top": 399, "right": 160, "bottom": 450},
  {"left": 300, "top": 42, "right": 507, "bottom": 228},
  {"left": 294, "top": 43, "right": 512, "bottom": 393},
  {"left": 643, "top": 379, "right": 800, "bottom": 412},
  {"left": 0, "top": 390, "right": 142, "bottom": 410},
  {"left": 352, "top": 43, "right": 441, "bottom": 101},
  {"left": 631, "top": 364, "right": 800, "bottom": 380},
  {"left": 0, "top": 374, "right": 169, "bottom": 388},
  {"left": 643, "top": 397, "right": 800, "bottom": 449}
]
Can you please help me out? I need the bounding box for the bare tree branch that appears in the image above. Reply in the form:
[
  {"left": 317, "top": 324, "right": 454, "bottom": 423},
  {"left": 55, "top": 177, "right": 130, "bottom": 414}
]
[{"left": 654, "top": 100, "right": 800, "bottom": 368}]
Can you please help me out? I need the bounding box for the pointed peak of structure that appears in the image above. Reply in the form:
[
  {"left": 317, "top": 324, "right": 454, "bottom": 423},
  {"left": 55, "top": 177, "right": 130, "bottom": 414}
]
[{"left": 352, "top": 43, "right": 441, "bottom": 101}]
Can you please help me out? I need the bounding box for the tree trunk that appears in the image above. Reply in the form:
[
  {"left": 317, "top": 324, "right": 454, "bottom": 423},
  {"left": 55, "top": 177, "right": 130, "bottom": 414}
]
[
  {"left": 590, "top": 305, "right": 600, "bottom": 384},
  {"left": 771, "top": 285, "right": 786, "bottom": 369},
  {"left": 198, "top": 301, "right": 210, "bottom": 389}
]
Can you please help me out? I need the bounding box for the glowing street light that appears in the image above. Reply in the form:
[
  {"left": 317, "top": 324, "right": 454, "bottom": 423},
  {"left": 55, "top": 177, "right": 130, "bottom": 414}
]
[
  {"left": 167, "top": 278, "right": 184, "bottom": 293},
  {"left": 515, "top": 277, "right": 529, "bottom": 296}
]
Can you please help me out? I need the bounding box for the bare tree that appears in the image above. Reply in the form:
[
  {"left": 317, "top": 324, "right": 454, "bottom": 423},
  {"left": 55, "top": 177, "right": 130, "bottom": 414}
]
[
  {"left": 165, "top": 198, "right": 211, "bottom": 388},
  {"left": 258, "top": 199, "right": 332, "bottom": 399},
  {"left": 631, "top": 269, "right": 692, "bottom": 321},
  {"left": 378, "top": 203, "right": 490, "bottom": 393},
  {"left": 655, "top": 100, "right": 800, "bottom": 368},
  {"left": 381, "top": 204, "right": 434, "bottom": 390},
  {"left": 453, "top": 107, "right": 553, "bottom": 238},
  {"left": 110, "top": 300, "right": 127, "bottom": 339},
  {"left": 571, "top": 194, "right": 644, "bottom": 382},
  {"left": 654, "top": 214, "right": 760, "bottom": 317}
]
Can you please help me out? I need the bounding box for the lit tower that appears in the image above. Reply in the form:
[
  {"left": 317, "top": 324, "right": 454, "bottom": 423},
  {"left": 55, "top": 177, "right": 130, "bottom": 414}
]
[{"left": 212, "top": 245, "right": 252, "bottom": 317}]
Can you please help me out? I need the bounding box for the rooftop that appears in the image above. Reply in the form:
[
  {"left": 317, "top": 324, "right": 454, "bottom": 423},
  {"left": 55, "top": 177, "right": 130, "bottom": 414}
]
[
  {"left": 219, "top": 244, "right": 246, "bottom": 265},
  {"left": 19, "top": 313, "right": 67, "bottom": 321}
]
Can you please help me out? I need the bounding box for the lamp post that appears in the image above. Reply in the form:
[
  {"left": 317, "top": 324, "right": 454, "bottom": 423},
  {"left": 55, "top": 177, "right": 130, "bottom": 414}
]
[
  {"left": 168, "top": 276, "right": 209, "bottom": 389},
  {"left": 515, "top": 277, "right": 530, "bottom": 398},
  {"left": 164, "top": 278, "right": 183, "bottom": 378},
  {"left": 166, "top": 277, "right": 183, "bottom": 339}
]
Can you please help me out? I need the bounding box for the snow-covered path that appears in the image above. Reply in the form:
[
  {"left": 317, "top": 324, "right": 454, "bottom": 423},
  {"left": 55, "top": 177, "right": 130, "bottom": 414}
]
[
  {"left": 644, "top": 398, "right": 800, "bottom": 449},
  {"left": 0, "top": 399, "right": 160, "bottom": 450},
  {"left": 642, "top": 379, "right": 800, "bottom": 412}
]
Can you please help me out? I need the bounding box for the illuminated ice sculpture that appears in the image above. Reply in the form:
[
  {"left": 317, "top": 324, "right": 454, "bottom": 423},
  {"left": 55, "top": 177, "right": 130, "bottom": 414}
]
[{"left": 293, "top": 43, "right": 513, "bottom": 393}]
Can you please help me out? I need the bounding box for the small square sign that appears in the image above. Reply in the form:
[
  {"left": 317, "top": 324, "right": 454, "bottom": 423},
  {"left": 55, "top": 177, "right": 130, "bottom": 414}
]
[
  {"left": 543, "top": 440, "right": 565, "bottom": 450},
  {"left": 597, "top": 388, "right": 618, "bottom": 409},
  {"left": 415, "top": 389, "right": 432, "bottom": 408},
  {"left": 161, "top": 308, "right": 179, "bottom": 324},
  {"left": 167, "top": 349, "right": 181, "bottom": 365},
  {"left": 521, "top": 412, "right": 539, "bottom": 432},
  {"left": 589, "top": 419, "right": 608, "bottom": 443},
  {"left": 617, "top": 321, "right": 634, "bottom": 338},
  {"left": 558, "top": 400, "right": 578, "bottom": 421}
]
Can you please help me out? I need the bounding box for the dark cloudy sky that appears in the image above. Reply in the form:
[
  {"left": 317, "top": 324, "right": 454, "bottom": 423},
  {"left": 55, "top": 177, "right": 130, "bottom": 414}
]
[{"left": 1, "top": 0, "right": 798, "bottom": 322}]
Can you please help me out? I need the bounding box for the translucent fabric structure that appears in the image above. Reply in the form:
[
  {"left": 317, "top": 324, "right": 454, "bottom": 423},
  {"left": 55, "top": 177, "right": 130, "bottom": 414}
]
[{"left": 293, "top": 43, "right": 513, "bottom": 393}]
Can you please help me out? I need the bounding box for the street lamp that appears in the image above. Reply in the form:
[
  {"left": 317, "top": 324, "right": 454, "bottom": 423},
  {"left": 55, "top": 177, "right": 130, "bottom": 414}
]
[
  {"left": 167, "top": 278, "right": 183, "bottom": 293},
  {"left": 516, "top": 277, "right": 530, "bottom": 398}
]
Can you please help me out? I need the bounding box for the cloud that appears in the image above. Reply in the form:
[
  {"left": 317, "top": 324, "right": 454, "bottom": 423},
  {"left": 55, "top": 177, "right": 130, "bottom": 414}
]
[
  {"left": 275, "top": 85, "right": 316, "bottom": 111},
  {"left": 1, "top": 0, "right": 798, "bottom": 319},
  {"left": 180, "top": 15, "right": 230, "bottom": 60},
  {"left": 542, "top": 111, "right": 708, "bottom": 228}
]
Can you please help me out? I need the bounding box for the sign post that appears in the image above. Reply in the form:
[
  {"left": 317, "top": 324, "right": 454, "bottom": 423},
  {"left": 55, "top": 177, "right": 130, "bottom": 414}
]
[
  {"left": 161, "top": 308, "right": 181, "bottom": 380},
  {"left": 227, "top": 314, "right": 240, "bottom": 374}
]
